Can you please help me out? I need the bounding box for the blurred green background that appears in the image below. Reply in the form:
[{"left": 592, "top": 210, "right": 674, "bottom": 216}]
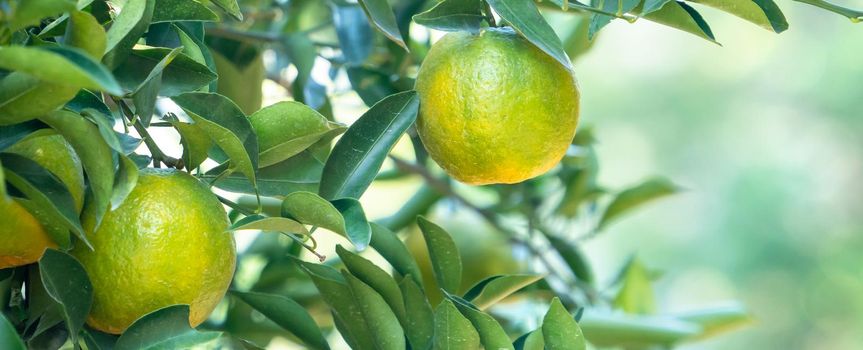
[{"left": 569, "top": 7, "right": 863, "bottom": 350}]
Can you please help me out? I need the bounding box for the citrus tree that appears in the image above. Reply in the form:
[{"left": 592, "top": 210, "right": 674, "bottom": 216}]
[{"left": 0, "top": 0, "right": 859, "bottom": 349}]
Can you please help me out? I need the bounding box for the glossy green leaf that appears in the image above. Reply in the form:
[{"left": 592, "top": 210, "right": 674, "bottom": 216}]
[
  {"left": 65, "top": 10, "right": 107, "bottom": 59},
  {"left": 230, "top": 214, "right": 309, "bottom": 236},
  {"left": 172, "top": 92, "right": 258, "bottom": 188},
  {"left": 542, "top": 298, "right": 586, "bottom": 350},
  {"left": 343, "top": 272, "right": 406, "bottom": 350},
  {"left": 152, "top": 0, "right": 219, "bottom": 23},
  {"left": 115, "top": 46, "right": 217, "bottom": 97},
  {"left": 642, "top": 0, "right": 673, "bottom": 14},
  {"left": 578, "top": 311, "right": 700, "bottom": 347},
  {"left": 298, "top": 262, "right": 376, "bottom": 350},
  {"left": 464, "top": 274, "right": 543, "bottom": 310},
  {"left": 110, "top": 154, "right": 139, "bottom": 210},
  {"left": 417, "top": 216, "right": 462, "bottom": 294},
  {"left": 82, "top": 328, "right": 119, "bottom": 350},
  {"left": 513, "top": 330, "right": 544, "bottom": 350},
  {"left": 336, "top": 246, "right": 407, "bottom": 324},
  {"left": 41, "top": 110, "right": 114, "bottom": 231},
  {"left": 104, "top": 0, "right": 155, "bottom": 68},
  {"left": 281, "top": 191, "right": 345, "bottom": 230},
  {"left": 0, "top": 72, "right": 80, "bottom": 126},
  {"left": 399, "top": 277, "right": 434, "bottom": 350},
  {"left": 169, "top": 120, "right": 212, "bottom": 171},
  {"left": 0, "top": 313, "right": 25, "bottom": 350},
  {"left": 690, "top": 0, "right": 787, "bottom": 32},
  {"left": 675, "top": 303, "right": 752, "bottom": 339},
  {"left": 211, "top": 0, "right": 243, "bottom": 20},
  {"left": 232, "top": 291, "right": 330, "bottom": 350},
  {"left": 587, "top": 0, "right": 640, "bottom": 37},
  {"left": 345, "top": 66, "right": 397, "bottom": 107},
  {"left": 0, "top": 46, "right": 122, "bottom": 95},
  {"left": 433, "top": 299, "right": 481, "bottom": 350},
  {"left": 330, "top": 198, "right": 372, "bottom": 250},
  {"left": 369, "top": 223, "right": 423, "bottom": 286},
  {"left": 332, "top": 4, "right": 374, "bottom": 64},
  {"left": 250, "top": 101, "right": 347, "bottom": 167},
  {"left": 641, "top": 1, "right": 717, "bottom": 43},
  {"left": 79, "top": 108, "right": 123, "bottom": 153},
  {"left": 1, "top": 153, "right": 81, "bottom": 248},
  {"left": 114, "top": 305, "right": 221, "bottom": 350},
  {"left": 6, "top": 0, "right": 75, "bottom": 31},
  {"left": 613, "top": 259, "right": 656, "bottom": 315},
  {"left": 38, "top": 249, "right": 93, "bottom": 346},
  {"left": 486, "top": 0, "right": 573, "bottom": 70},
  {"left": 599, "top": 177, "right": 680, "bottom": 230},
  {"left": 446, "top": 294, "right": 514, "bottom": 350},
  {"left": 357, "top": 0, "right": 408, "bottom": 49},
  {"left": 66, "top": 90, "right": 113, "bottom": 117},
  {"left": 319, "top": 90, "right": 419, "bottom": 200},
  {"left": 413, "top": 0, "right": 484, "bottom": 33},
  {"left": 205, "top": 150, "right": 321, "bottom": 197},
  {"left": 545, "top": 235, "right": 594, "bottom": 283}
]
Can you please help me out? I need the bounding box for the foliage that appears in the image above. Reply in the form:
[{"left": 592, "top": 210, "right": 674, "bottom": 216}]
[{"left": 0, "top": 0, "right": 858, "bottom": 349}]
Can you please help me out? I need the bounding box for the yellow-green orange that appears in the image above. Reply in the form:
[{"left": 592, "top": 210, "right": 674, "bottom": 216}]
[
  {"left": 72, "top": 168, "right": 236, "bottom": 334},
  {"left": 0, "top": 134, "right": 85, "bottom": 268},
  {"left": 415, "top": 28, "right": 580, "bottom": 185}
]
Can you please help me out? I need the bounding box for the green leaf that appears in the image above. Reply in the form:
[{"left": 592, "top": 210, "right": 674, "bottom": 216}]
[
  {"left": 232, "top": 291, "right": 330, "bottom": 350},
  {"left": 357, "top": 0, "right": 408, "bottom": 50},
  {"left": 331, "top": 198, "right": 372, "bottom": 251},
  {"left": 298, "top": 262, "right": 376, "bottom": 350},
  {"left": 0, "top": 46, "right": 122, "bottom": 95},
  {"left": 6, "top": 0, "right": 75, "bottom": 31},
  {"left": 38, "top": 249, "right": 93, "bottom": 346},
  {"left": 792, "top": 0, "right": 863, "bottom": 21},
  {"left": 0, "top": 307, "right": 26, "bottom": 350},
  {"left": 152, "top": 0, "right": 219, "bottom": 23},
  {"left": 675, "top": 303, "right": 752, "bottom": 340},
  {"left": 433, "top": 299, "right": 480, "bottom": 350},
  {"left": 413, "top": 0, "right": 484, "bottom": 33},
  {"left": 0, "top": 73, "right": 80, "bottom": 126},
  {"left": 446, "top": 294, "right": 514, "bottom": 350},
  {"left": 464, "top": 274, "right": 543, "bottom": 310},
  {"left": 416, "top": 216, "right": 462, "bottom": 294},
  {"left": 111, "top": 154, "right": 139, "bottom": 211},
  {"left": 513, "top": 330, "right": 544, "bottom": 350},
  {"left": 205, "top": 150, "right": 321, "bottom": 197},
  {"left": 332, "top": 4, "right": 374, "bottom": 64},
  {"left": 345, "top": 66, "right": 397, "bottom": 107},
  {"left": 115, "top": 46, "right": 217, "bottom": 97},
  {"left": 641, "top": 1, "right": 717, "bottom": 43},
  {"left": 172, "top": 92, "right": 258, "bottom": 188},
  {"left": 542, "top": 298, "right": 586, "bottom": 350},
  {"left": 588, "top": 0, "right": 641, "bottom": 38},
  {"left": 689, "top": 0, "right": 787, "bottom": 32},
  {"left": 642, "top": 0, "right": 673, "bottom": 14},
  {"left": 211, "top": 0, "right": 243, "bottom": 21},
  {"left": 0, "top": 153, "right": 82, "bottom": 249},
  {"left": 104, "top": 0, "right": 156, "bottom": 69},
  {"left": 82, "top": 328, "right": 119, "bottom": 350},
  {"left": 250, "top": 101, "right": 347, "bottom": 168},
  {"left": 486, "top": 0, "right": 573, "bottom": 70},
  {"left": 319, "top": 90, "right": 418, "bottom": 200},
  {"left": 578, "top": 311, "right": 700, "bottom": 347},
  {"left": 369, "top": 223, "right": 423, "bottom": 286},
  {"left": 342, "top": 272, "right": 406, "bottom": 350},
  {"left": 336, "top": 246, "right": 407, "bottom": 325},
  {"left": 545, "top": 235, "right": 594, "bottom": 283},
  {"left": 399, "top": 277, "right": 434, "bottom": 350},
  {"left": 598, "top": 177, "right": 680, "bottom": 230},
  {"left": 114, "top": 305, "right": 221, "bottom": 350},
  {"left": 41, "top": 110, "right": 114, "bottom": 232},
  {"left": 613, "top": 258, "right": 656, "bottom": 315},
  {"left": 168, "top": 119, "right": 212, "bottom": 171},
  {"left": 230, "top": 214, "right": 309, "bottom": 235},
  {"left": 65, "top": 10, "right": 107, "bottom": 59},
  {"left": 79, "top": 108, "right": 123, "bottom": 153}
]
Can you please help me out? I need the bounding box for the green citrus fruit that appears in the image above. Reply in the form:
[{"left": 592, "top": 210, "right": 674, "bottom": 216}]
[
  {"left": 0, "top": 133, "right": 85, "bottom": 268},
  {"left": 415, "top": 28, "right": 580, "bottom": 185},
  {"left": 406, "top": 210, "right": 523, "bottom": 304},
  {"left": 72, "top": 168, "right": 236, "bottom": 334}
]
